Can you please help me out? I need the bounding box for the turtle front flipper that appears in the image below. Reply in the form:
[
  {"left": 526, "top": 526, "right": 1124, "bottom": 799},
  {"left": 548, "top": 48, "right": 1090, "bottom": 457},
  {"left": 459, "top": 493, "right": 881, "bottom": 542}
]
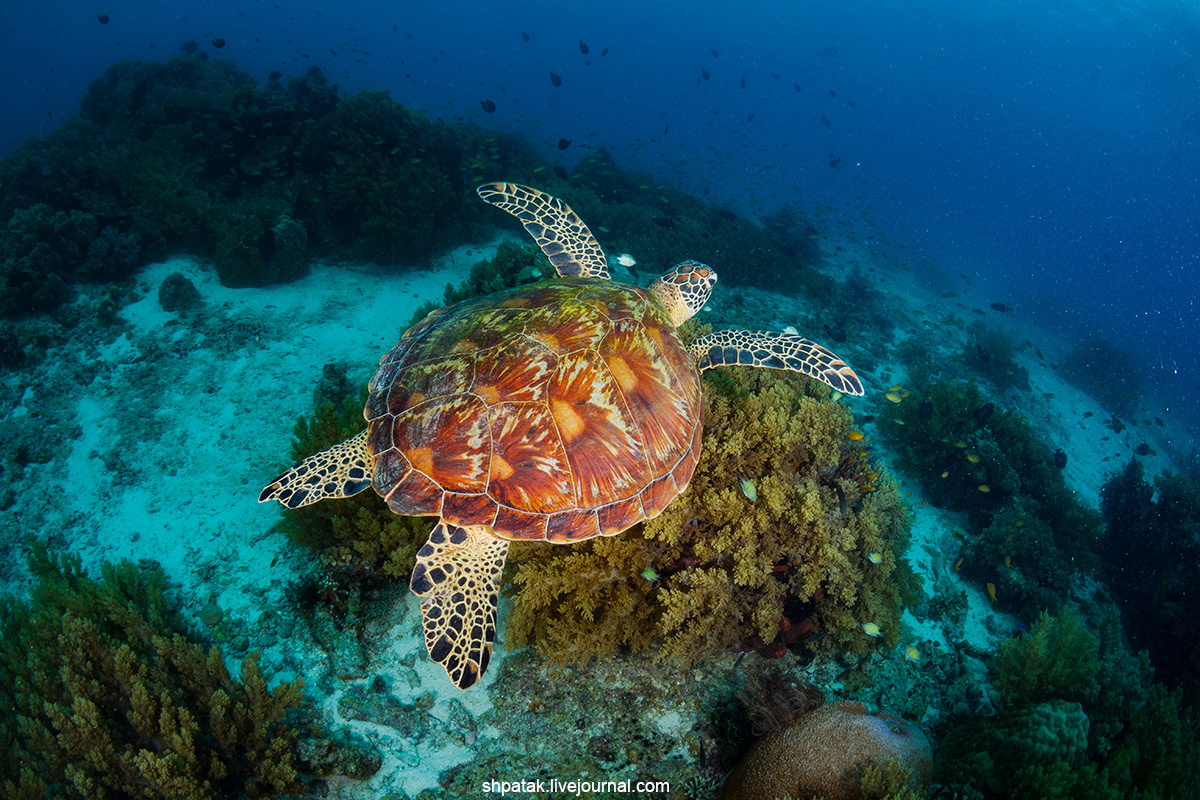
[
  {"left": 258, "top": 429, "right": 373, "bottom": 509},
  {"left": 476, "top": 182, "right": 612, "bottom": 280},
  {"left": 688, "top": 330, "right": 865, "bottom": 396},
  {"left": 410, "top": 521, "right": 510, "bottom": 690}
]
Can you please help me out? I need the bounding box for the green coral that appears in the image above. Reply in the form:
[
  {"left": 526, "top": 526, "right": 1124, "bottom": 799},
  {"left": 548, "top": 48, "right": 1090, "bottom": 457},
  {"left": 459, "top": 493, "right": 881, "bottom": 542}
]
[
  {"left": 1100, "top": 461, "right": 1200, "bottom": 701},
  {"left": 936, "top": 699, "right": 1091, "bottom": 795},
  {"left": 990, "top": 607, "right": 1099, "bottom": 707},
  {"left": 878, "top": 378, "right": 1100, "bottom": 620},
  {"left": 0, "top": 542, "right": 305, "bottom": 799},
  {"left": 506, "top": 368, "right": 913, "bottom": 667}
]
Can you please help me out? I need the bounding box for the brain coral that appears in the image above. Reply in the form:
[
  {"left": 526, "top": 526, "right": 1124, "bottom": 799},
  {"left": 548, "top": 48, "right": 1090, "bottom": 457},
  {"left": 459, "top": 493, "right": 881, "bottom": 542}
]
[{"left": 717, "top": 700, "right": 933, "bottom": 800}]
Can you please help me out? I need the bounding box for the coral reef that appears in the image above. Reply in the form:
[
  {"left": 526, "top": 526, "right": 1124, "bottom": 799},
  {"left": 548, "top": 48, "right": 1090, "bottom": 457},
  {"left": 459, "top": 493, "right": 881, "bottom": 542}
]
[
  {"left": 717, "top": 700, "right": 932, "bottom": 800},
  {"left": 962, "top": 321, "right": 1031, "bottom": 391},
  {"left": 878, "top": 378, "right": 1099, "bottom": 620},
  {"left": 0, "top": 542, "right": 305, "bottom": 799},
  {"left": 1099, "top": 460, "right": 1200, "bottom": 702},
  {"left": 506, "top": 367, "right": 914, "bottom": 668},
  {"left": 936, "top": 699, "right": 1091, "bottom": 796}
]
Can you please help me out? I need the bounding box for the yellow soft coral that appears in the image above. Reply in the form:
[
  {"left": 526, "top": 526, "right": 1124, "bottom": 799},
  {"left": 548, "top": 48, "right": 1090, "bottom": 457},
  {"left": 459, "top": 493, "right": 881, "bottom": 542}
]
[{"left": 506, "top": 369, "right": 915, "bottom": 666}]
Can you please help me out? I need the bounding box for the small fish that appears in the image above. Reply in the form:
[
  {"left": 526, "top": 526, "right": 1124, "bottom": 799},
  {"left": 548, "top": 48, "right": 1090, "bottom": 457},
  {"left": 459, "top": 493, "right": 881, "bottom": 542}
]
[
  {"left": 701, "top": 68, "right": 710, "bottom": 80},
  {"left": 967, "top": 454, "right": 980, "bottom": 463},
  {"left": 862, "top": 622, "right": 883, "bottom": 637},
  {"left": 211, "top": 38, "right": 226, "bottom": 48},
  {"left": 549, "top": 71, "right": 562, "bottom": 87},
  {"left": 640, "top": 566, "right": 659, "bottom": 581},
  {"left": 830, "top": 390, "right": 843, "bottom": 402},
  {"left": 954, "top": 557, "right": 963, "bottom": 572},
  {"left": 601, "top": 46, "right": 609, "bottom": 56},
  {"left": 894, "top": 419, "right": 905, "bottom": 426},
  {"left": 904, "top": 645, "right": 920, "bottom": 662},
  {"left": 794, "top": 82, "right": 802, "bottom": 92},
  {"left": 888, "top": 384, "right": 904, "bottom": 392},
  {"left": 268, "top": 70, "right": 282, "bottom": 82},
  {"left": 978, "top": 484, "right": 990, "bottom": 493},
  {"left": 885, "top": 392, "right": 902, "bottom": 403},
  {"left": 557, "top": 138, "right": 571, "bottom": 150},
  {"left": 579, "top": 40, "right": 589, "bottom": 55},
  {"left": 522, "top": 31, "right": 530, "bottom": 41},
  {"left": 782, "top": 325, "right": 799, "bottom": 335},
  {"left": 867, "top": 552, "right": 882, "bottom": 564},
  {"left": 941, "top": 471, "right": 949, "bottom": 478},
  {"left": 989, "top": 302, "right": 1013, "bottom": 312},
  {"left": 1004, "top": 555, "right": 1012, "bottom": 569},
  {"left": 954, "top": 441, "right": 968, "bottom": 448},
  {"left": 986, "top": 582, "right": 997, "bottom": 602},
  {"left": 614, "top": 253, "right": 637, "bottom": 267},
  {"left": 1052, "top": 449, "right": 1067, "bottom": 469},
  {"left": 480, "top": 99, "right": 496, "bottom": 113},
  {"left": 97, "top": 13, "right": 110, "bottom": 24},
  {"left": 824, "top": 324, "right": 847, "bottom": 342},
  {"left": 917, "top": 497, "right": 927, "bottom": 509},
  {"left": 1134, "top": 443, "right": 1154, "bottom": 456},
  {"left": 847, "top": 431, "right": 864, "bottom": 441},
  {"left": 739, "top": 476, "right": 757, "bottom": 501}
]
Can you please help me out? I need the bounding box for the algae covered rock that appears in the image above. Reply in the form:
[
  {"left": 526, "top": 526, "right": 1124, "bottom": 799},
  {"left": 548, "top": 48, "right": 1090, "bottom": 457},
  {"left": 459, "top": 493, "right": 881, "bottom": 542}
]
[{"left": 717, "top": 700, "right": 932, "bottom": 800}]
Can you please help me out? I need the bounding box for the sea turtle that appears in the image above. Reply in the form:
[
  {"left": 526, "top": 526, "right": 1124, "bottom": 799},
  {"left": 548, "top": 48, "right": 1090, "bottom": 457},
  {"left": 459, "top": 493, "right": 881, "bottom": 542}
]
[{"left": 260, "top": 183, "right": 864, "bottom": 689}]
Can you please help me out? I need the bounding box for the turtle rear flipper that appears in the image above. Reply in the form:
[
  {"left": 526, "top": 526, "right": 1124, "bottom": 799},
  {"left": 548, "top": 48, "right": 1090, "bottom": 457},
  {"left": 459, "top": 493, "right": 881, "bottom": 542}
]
[
  {"left": 688, "top": 330, "right": 865, "bottom": 396},
  {"left": 259, "top": 429, "right": 373, "bottom": 509},
  {"left": 410, "top": 521, "right": 509, "bottom": 690}
]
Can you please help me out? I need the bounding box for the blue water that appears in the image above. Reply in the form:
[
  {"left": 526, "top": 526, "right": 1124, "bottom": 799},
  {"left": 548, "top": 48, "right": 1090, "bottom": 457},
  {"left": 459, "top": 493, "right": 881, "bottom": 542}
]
[{"left": 4, "top": 0, "right": 1196, "bottom": 426}]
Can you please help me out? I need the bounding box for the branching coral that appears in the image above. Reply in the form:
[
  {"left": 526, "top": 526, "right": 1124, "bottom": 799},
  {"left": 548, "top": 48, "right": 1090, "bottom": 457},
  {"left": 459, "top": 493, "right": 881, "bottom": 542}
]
[
  {"left": 0, "top": 542, "right": 305, "bottom": 799},
  {"left": 505, "top": 368, "right": 914, "bottom": 668}
]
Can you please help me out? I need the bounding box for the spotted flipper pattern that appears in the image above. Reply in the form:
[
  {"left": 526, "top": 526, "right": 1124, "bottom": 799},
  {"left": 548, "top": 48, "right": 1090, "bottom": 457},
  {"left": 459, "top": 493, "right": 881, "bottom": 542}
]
[
  {"left": 688, "top": 330, "right": 865, "bottom": 396},
  {"left": 477, "top": 182, "right": 611, "bottom": 279},
  {"left": 410, "top": 521, "right": 510, "bottom": 690},
  {"left": 258, "top": 429, "right": 373, "bottom": 509}
]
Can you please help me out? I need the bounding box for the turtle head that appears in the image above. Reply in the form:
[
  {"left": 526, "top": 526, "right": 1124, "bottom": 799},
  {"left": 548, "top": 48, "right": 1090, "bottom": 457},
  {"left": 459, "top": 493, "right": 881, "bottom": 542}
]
[{"left": 649, "top": 260, "right": 717, "bottom": 327}]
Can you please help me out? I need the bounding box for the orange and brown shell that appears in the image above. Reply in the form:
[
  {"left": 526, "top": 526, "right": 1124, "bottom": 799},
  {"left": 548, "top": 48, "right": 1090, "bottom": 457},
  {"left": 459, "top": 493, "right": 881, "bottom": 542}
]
[{"left": 364, "top": 278, "right": 704, "bottom": 543}]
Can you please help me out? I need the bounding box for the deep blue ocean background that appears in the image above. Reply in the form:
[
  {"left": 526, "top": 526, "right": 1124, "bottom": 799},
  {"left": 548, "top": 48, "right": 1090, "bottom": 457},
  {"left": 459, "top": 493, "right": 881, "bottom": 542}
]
[{"left": 3, "top": 0, "right": 1198, "bottom": 428}]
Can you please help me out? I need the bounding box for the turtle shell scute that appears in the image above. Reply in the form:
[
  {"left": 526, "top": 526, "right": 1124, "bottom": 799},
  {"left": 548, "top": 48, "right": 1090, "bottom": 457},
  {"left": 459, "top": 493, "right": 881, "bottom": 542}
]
[{"left": 364, "top": 278, "right": 703, "bottom": 542}]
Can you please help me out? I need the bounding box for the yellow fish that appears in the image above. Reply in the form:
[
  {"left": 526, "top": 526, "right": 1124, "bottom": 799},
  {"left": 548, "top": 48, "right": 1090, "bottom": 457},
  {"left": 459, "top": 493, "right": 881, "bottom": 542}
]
[
  {"left": 978, "top": 484, "right": 990, "bottom": 493},
  {"left": 904, "top": 645, "right": 920, "bottom": 662},
  {"left": 954, "top": 441, "right": 968, "bottom": 448},
  {"left": 830, "top": 390, "right": 843, "bottom": 402},
  {"left": 941, "top": 471, "right": 949, "bottom": 478},
  {"left": 862, "top": 622, "right": 883, "bottom": 637},
  {"left": 888, "top": 383, "right": 904, "bottom": 392},
  {"left": 885, "top": 392, "right": 902, "bottom": 403},
  {"left": 954, "top": 557, "right": 963, "bottom": 572},
  {"left": 967, "top": 454, "right": 980, "bottom": 463},
  {"left": 867, "top": 552, "right": 882, "bottom": 564},
  {"left": 986, "top": 582, "right": 997, "bottom": 603},
  {"left": 847, "top": 431, "right": 864, "bottom": 441}
]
